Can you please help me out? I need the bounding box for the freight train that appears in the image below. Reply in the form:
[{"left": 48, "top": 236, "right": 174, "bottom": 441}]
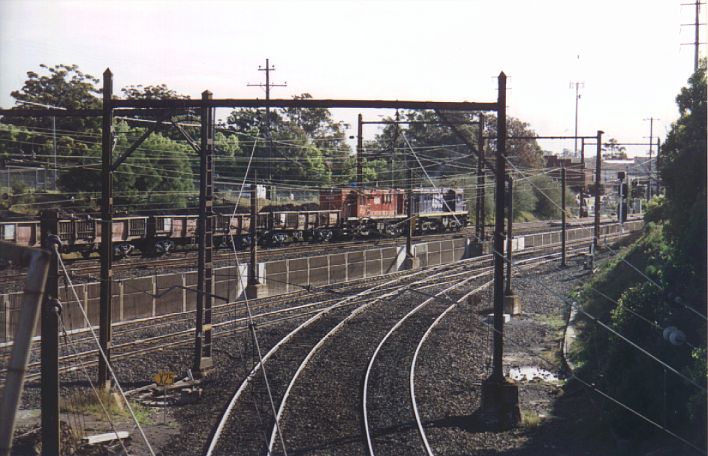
[{"left": 0, "top": 187, "right": 468, "bottom": 257}]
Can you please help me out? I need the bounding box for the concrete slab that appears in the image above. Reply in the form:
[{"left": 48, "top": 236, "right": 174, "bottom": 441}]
[
  {"left": 348, "top": 260, "right": 364, "bottom": 280},
  {"left": 330, "top": 265, "right": 346, "bottom": 283},
  {"left": 427, "top": 251, "right": 441, "bottom": 266},
  {"left": 288, "top": 258, "right": 308, "bottom": 272},
  {"left": 309, "top": 266, "right": 329, "bottom": 286},
  {"left": 329, "top": 253, "right": 346, "bottom": 266},
  {"left": 365, "top": 249, "right": 381, "bottom": 261},
  {"left": 365, "top": 260, "right": 381, "bottom": 277},
  {"left": 309, "top": 255, "right": 328, "bottom": 269},
  {"left": 267, "top": 272, "right": 288, "bottom": 294},
  {"left": 288, "top": 270, "right": 309, "bottom": 290},
  {"left": 440, "top": 249, "right": 454, "bottom": 264},
  {"left": 267, "top": 260, "right": 287, "bottom": 274}
]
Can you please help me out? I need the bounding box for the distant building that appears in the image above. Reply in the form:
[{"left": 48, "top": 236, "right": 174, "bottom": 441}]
[
  {"left": 544, "top": 153, "right": 657, "bottom": 198},
  {"left": 584, "top": 155, "right": 656, "bottom": 196},
  {"left": 543, "top": 155, "right": 593, "bottom": 189}
]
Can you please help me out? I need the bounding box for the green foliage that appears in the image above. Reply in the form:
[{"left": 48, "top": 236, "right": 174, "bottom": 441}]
[
  {"left": 643, "top": 195, "right": 665, "bottom": 224},
  {"left": 659, "top": 60, "right": 707, "bottom": 277},
  {"left": 511, "top": 178, "right": 537, "bottom": 219},
  {"left": 4, "top": 64, "right": 101, "bottom": 132},
  {"left": 370, "top": 110, "right": 546, "bottom": 186},
  {"left": 572, "top": 220, "right": 706, "bottom": 441},
  {"left": 224, "top": 96, "right": 347, "bottom": 187}
]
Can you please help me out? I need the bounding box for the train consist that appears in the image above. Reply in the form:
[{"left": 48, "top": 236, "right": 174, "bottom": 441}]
[{"left": 0, "top": 187, "right": 468, "bottom": 257}]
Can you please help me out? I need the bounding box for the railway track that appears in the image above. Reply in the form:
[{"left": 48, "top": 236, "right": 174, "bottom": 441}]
[
  {"left": 0, "top": 221, "right": 634, "bottom": 385},
  {"left": 203, "top": 237, "right": 600, "bottom": 455},
  {"left": 0, "top": 216, "right": 632, "bottom": 287},
  {"left": 0, "top": 265, "right": 440, "bottom": 383}
]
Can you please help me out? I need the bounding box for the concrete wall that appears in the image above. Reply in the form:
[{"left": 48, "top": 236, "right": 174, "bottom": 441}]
[{"left": 0, "top": 220, "right": 643, "bottom": 343}]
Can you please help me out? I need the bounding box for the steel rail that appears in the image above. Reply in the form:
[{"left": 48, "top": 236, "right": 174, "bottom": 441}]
[
  {"left": 362, "top": 268, "right": 495, "bottom": 456},
  {"left": 409, "top": 280, "right": 493, "bottom": 455},
  {"left": 407, "top": 253, "right": 577, "bottom": 454},
  {"left": 263, "top": 255, "right": 492, "bottom": 455},
  {"left": 204, "top": 264, "right": 442, "bottom": 456}
]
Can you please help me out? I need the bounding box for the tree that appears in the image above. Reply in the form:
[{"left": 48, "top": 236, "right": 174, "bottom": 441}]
[
  {"left": 659, "top": 59, "right": 706, "bottom": 275},
  {"left": 224, "top": 99, "right": 343, "bottom": 188},
  {"left": 372, "top": 111, "right": 546, "bottom": 185},
  {"left": 573, "top": 61, "right": 706, "bottom": 445},
  {"left": 603, "top": 138, "right": 628, "bottom": 159},
  {"left": 4, "top": 64, "right": 101, "bottom": 132},
  {"left": 121, "top": 84, "right": 190, "bottom": 101}
]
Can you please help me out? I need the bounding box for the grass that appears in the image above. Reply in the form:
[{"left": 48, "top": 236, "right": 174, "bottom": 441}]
[
  {"left": 61, "top": 389, "right": 153, "bottom": 425},
  {"left": 521, "top": 410, "right": 541, "bottom": 428}
]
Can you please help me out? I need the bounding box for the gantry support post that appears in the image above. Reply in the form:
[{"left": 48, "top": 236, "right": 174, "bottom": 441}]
[
  {"left": 356, "top": 113, "right": 363, "bottom": 186},
  {"left": 593, "top": 130, "right": 604, "bottom": 259},
  {"left": 402, "top": 137, "right": 417, "bottom": 269},
  {"left": 504, "top": 177, "right": 520, "bottom": 315},
  {"left": 247, "top": 170, "right": 261, "bottom": 298},
  {"left": 194, "top": 90, "right": 215, "bottom": 376},
  {"left": 40, "top": 210, "right": 60, "bottom": 456},
  {"left": 99, "top": 69, "right": 114, "bottom": 390},
  {"left": 580, "top": 138, "right": 587, "bottom": 217},
  {"left": 505, "top": 177, "right": 513, "bottom": 294},
  {"left": 476, "top": 114, "right": 486, "bottom": 241},
  {"left": 492, "top": 73, "right": 507, "bottom": 382},
  {"left": 480, "top": 72, "right": 520, "bottom": 427},
  {"left": 561, "top": 165, "right": 567, "bottom": 267},
  {"left": 0, "top": 241, "right": 49, "bottom": 456}
]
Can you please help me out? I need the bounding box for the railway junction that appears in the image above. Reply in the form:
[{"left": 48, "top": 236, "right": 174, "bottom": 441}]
[{"left": 0, "top": 59, "right": 704, "bottom": 456}]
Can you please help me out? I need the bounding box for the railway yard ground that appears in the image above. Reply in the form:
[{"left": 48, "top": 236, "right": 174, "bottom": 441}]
[{"left": 7, "top": 228, "right": 683, "bottom": 456}]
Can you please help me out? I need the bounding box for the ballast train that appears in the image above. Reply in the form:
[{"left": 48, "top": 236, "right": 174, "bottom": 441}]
[{"left": 0, "top": 187, "right": 468, "bottom": 257}]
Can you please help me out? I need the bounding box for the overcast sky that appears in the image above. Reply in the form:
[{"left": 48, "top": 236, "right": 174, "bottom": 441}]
[{"left": 0, "top": 0, "right": 704, "bottom": 156}]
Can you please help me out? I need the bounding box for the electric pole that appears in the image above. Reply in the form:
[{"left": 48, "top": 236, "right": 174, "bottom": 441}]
[
  {"left": 247, "top": 58, "right": 287, "bottom": 196},
  {"left": 643, "top": 117, "right": 659, "bottom": 199},
  {"left": 681, "top": 1, "right": 705, "bottom": 72},
  {"left": 570, "top": 82, "right": 584, "bottom": 158}
]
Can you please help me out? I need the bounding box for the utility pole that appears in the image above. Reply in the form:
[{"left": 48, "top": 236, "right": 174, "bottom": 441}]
[
  {"left": 682, "top": 1, "right": 705, "bottom": 72},
  {"left": 643, "top": 117, "right": 659, "bottom": 199},
  {"left": 247, "top": 58, "right": 287, "bottom": 197},
  {"left": 570, "top": 82, "right": 584, "bottom": 158}
]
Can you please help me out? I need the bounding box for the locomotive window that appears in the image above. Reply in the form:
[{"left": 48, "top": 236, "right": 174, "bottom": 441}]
[
  {"left": 161, "top": 217, "right": 172, "bottom": 231},
  {"left": 2, "top": 225, "right": 14, "bottom": 240},
  {"left": 2, "top": 225, "right": 15, "bottom": 241}
]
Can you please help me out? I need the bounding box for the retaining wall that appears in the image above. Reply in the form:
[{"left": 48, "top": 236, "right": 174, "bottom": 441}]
[{"left": 0, "top": 220, "right": 643, "bottom": 342}]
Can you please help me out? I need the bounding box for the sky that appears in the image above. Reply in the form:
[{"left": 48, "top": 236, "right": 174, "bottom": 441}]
[{"left": 0, "top": 0, "right": 704, "bottom": 157}]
